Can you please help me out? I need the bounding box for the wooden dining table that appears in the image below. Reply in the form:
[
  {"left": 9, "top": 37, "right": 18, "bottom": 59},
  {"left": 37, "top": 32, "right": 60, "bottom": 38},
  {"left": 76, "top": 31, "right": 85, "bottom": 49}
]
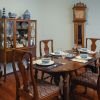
[{"left": 33, "top": 52, "right": 100, "bottom": 100}]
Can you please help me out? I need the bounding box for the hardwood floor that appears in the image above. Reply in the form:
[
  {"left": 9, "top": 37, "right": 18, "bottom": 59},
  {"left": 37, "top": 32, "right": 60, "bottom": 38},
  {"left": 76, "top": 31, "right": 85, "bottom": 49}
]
[
  {"left": 0, "top": 73, "right": 98, "bottom": 100},
  {"left": 0, "top": 74, "right": 16, "bottom": 100}
]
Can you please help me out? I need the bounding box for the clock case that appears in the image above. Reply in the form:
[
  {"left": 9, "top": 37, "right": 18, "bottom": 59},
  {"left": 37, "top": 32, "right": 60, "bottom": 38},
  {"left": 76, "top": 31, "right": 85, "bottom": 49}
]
[
  {"left": 73, "top": 2, "right": 87, "bottom": 47},
  {"left": 73, "top": 2, "right": 87, "bottom": 21}
]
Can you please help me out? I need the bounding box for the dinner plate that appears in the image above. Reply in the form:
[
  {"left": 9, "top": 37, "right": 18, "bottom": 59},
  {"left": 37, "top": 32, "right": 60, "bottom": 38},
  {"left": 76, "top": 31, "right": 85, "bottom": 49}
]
[
  {"left": 76, "top": 55, "right": 92, "bottom": 60},
  {"left": 66, "top": 54, "right": 75, "bottom": 58},
  {"left": 50, "top": 52, "right": 67, "bottom": 56},
  {"left": 78, "top": 48, "right": 88, "bottom": 52},
  {"left": 35, "top": 59, "right": 54, "bottom": 66}
]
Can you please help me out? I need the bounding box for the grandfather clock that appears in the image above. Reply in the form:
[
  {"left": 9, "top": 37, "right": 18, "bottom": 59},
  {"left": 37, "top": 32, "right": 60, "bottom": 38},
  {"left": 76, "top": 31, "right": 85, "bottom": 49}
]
[{"left": 73, "top": 2, "right": 87, "bottom": 47}]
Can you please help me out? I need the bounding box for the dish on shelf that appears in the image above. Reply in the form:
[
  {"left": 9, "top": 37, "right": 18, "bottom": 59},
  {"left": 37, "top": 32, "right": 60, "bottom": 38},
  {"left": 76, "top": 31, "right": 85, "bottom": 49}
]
[{"left": 21, "top": 22, "right": 28, "bottom": 29}]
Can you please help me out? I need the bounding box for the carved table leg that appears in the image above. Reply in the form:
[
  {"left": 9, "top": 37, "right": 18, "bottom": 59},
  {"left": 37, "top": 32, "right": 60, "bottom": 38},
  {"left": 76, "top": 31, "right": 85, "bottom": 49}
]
[{"left": 53, "top": 73, "right": 60, "bottom": 86}]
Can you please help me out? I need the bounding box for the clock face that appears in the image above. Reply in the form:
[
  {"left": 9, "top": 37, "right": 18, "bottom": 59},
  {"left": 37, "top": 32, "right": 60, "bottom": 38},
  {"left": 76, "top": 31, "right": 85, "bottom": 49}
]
[{"left": 75, "top": 10, "right": 85, "bottom": 19}]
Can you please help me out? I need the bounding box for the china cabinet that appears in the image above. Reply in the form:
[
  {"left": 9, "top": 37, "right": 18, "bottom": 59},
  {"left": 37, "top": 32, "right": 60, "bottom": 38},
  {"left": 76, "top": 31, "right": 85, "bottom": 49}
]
[
  {"left": 73, "top": 2, "right": 87, "bottom": 47},
  {"left": 0, "top": 18, "right": 37, "bottom": 80}
]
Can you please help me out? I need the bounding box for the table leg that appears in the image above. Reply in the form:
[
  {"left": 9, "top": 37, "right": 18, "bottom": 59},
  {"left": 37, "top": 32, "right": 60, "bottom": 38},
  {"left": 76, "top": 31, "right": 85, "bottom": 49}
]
[
  {"left": 53, "top": 73, "right": 60, "bottom": 86},
  {"left": 62, "top": 73, "right": 70, "bottom": 100},
  {"left": 35, "top": 69, "right": 38, "bottom": 79}
]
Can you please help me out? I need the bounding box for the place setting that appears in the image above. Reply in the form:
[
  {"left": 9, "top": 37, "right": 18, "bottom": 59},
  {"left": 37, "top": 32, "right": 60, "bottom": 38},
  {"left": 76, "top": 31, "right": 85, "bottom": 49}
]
[
  {"left": 50, "top": 50, "right": 66, "bottom": 56},
  {"left": 33, "top": 57, "right": 63, "bottom": 69},
  {"left": 71, "top": 53, "right": 93, "bottom": 63},
  {"left": 78, "top": 47, "right": 96, "bottom": 54}
]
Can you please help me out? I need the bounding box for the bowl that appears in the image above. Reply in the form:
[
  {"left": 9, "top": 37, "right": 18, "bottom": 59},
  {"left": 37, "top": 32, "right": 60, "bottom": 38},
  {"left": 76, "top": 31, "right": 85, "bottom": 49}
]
[
  {"left": 81, "top": 48, "right": 87, "bottom": 51},
  {"left": 66, "top": 53, "right": 75, "bottom": 58},
  {"left": 54, "top": 50, "right": 61, "bottom": 55},
  {"left": 41, "top": 58, "right": 51, "bottom": 64},
  {"left": 80, "top": 54, "right": 88, "bottom": 58}
]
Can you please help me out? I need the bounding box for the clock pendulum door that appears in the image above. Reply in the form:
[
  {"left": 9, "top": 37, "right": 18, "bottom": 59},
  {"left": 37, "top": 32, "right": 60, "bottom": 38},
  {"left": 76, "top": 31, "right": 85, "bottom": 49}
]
[{"left": 74, "top": 22, "right": 85, "bottom": 47}]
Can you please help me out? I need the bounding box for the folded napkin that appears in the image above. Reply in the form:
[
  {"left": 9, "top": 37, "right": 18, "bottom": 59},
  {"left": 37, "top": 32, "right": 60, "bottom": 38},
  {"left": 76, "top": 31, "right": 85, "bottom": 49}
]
[
  {"left": 71, "top": 58, "right": 88, "bottom": 63},
  {"left": 87, "top": 50, "right": 96, "bottom": 54},
  {"left": 79, "top": 48, "right": 96, "bottom": 54}
]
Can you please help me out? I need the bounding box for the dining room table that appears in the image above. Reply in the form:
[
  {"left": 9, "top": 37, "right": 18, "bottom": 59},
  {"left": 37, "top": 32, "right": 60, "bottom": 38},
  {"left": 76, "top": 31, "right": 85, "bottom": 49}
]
[{"left": 33, "top": 50, "right": 100, "bottom": 100}]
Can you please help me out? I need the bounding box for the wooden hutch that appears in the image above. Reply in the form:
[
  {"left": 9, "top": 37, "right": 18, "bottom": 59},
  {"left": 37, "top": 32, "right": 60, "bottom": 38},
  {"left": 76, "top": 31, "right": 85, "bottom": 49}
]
[{"left": 0, "top": 18, "right": 37, "bottom": 80}]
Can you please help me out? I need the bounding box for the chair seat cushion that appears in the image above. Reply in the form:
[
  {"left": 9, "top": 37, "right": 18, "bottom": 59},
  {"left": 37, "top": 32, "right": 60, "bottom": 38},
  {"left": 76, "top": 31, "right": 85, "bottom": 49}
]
[
  {"left": 22, "top": 80, "right": 60, "bottom": 99},
  {"left": 72, "top": 71, "right": 98, "bottom": 89}
]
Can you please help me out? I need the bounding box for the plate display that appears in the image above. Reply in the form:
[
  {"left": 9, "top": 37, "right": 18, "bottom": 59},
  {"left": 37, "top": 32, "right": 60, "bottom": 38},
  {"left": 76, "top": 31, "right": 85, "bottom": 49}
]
[{"left": 35, "top": 59, "right": 54, "bottom": 66}]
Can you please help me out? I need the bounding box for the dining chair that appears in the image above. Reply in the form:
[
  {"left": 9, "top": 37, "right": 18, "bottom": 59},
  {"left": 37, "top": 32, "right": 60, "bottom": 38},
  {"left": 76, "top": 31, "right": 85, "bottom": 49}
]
[
  {"left": 86, "top": 38, "right": 100, "bottom": 73},
  {"left": 12, "top": 49, "right": 60, "bottom": 100},
  {"left": 74, "top": 38, "right": 100, "bottom": 75},
  {"left": 70, "top": 42, "right": 100, "bottom": 100},
  {"left": 39, "top": 39, "right": 54, "bottom": 82}
]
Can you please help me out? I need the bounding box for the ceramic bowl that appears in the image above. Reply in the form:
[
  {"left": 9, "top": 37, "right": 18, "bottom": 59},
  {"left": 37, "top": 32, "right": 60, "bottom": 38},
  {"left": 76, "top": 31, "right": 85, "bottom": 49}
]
[
  {"left": 81, "top": 48, "right": 87, "bottom": 51},
  {"left": 42, "top": 58, "right": 51, "bottom": 64},
  {"left": 54, "top": 50, "right": 61, "bottom": 55},
  {"left": 80, "top": 54, "right": 88, "bottom": 58}
]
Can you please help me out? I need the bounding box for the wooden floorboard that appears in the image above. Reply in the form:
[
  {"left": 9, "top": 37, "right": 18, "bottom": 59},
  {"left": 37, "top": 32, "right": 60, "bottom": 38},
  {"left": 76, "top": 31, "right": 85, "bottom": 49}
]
[{"left": 0, "top": 73, "right": 98, "bottom": 100}]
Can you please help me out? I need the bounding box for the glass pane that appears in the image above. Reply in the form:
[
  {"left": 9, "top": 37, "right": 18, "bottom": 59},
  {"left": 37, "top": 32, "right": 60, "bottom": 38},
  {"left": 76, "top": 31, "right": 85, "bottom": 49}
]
[
  {"left": 16, "top": 21, "right": 28, "bottom": 48},
  {"left": 0, "top": 20, "right": 4, "bottom": 49},
  {"left": 30, "top": 21, "right": 36, "bottom": 46},
  {"left": 78, "top": 25, "right": 82, "bottom": 45},
  {"left": 6, "top": 20, "right": 14, "bottom": 48}
]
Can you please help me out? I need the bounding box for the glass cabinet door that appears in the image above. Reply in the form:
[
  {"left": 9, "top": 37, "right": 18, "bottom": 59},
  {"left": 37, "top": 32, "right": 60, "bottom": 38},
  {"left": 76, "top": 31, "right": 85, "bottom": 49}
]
[
  {"left": 0, "top": 19, "right": 4, "bottom": 49},
  {"left": 16, "top": 20, "right": 29, "bottom": 48},
  {"left": 30, "top": 20, "right": 36, "bottom": 46},
  {"left": 6, "top": 19, "right": 14, "bottom": 48}
]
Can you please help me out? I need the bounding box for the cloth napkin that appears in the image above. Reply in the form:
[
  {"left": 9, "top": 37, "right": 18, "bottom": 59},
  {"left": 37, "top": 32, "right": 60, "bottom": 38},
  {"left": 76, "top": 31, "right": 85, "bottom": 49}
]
[
  {"left": 71, "top": 58, "right": 88, "bottom": 63},
  {"left": 87, "top": 50, "right": 96, "bottom": 54}
]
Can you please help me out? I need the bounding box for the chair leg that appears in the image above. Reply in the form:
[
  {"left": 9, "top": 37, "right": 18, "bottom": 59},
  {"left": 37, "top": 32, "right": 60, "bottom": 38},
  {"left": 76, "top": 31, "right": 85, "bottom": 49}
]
[
  {"left": 16, "top": 96, "right": 20, "bottom": 100},
  {"left": 83, "top": 86, "right": 87, "bottom": 94},
  {"left": 3, "top": 63, "right": 6, "bottom": 81},
  {"left": 41, "top": 72, "right": 45, "bottom": 80},
  {"left": 50, "top": 76, "right": 53, "bottom": 83},
  {"left": 53, "top": 75, "right": 60, "bottom": 86},
  {"left": 16, "top": 92, "right": 20, "bottom": 100}
]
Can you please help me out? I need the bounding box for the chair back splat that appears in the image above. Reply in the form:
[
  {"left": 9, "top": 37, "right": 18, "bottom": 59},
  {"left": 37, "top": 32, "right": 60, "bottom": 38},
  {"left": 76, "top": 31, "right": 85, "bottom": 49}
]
[
  {"left": 40, "top": 39, "right": 53, "bottom": 57},
  {"left": 86, "top": 38, "right": 100, "bottom": 51}
]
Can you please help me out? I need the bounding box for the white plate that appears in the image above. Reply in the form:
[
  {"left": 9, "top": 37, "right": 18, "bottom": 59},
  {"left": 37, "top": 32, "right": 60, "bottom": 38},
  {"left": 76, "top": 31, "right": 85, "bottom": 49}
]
[
  {"left": 34, "top": 59, "right": 54, "bottom": 66},
  {"left": 66, "top": 54, "right": 75, "bottom": 58},
  {"left": 76, "top": 55, "right": 92, "bottom": 60},
  {"left": 78, "top": 48, "right": 88, "bottom": 52},
  {"left": 71, "top": 58, "right": 88, "bottom": 63},
  {"left": 50, "top": 52, "right": 67, "bottom": 56}
]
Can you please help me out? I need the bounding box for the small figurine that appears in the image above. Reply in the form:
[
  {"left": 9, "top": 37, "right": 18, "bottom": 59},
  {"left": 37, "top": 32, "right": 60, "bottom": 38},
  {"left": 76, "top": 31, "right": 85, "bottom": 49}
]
[
  {"left": 23, "top": 10, "right": 31, "bottom": 19},
  {"left": 2, "top": 8, "right": 6, "bottom": 18}
]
